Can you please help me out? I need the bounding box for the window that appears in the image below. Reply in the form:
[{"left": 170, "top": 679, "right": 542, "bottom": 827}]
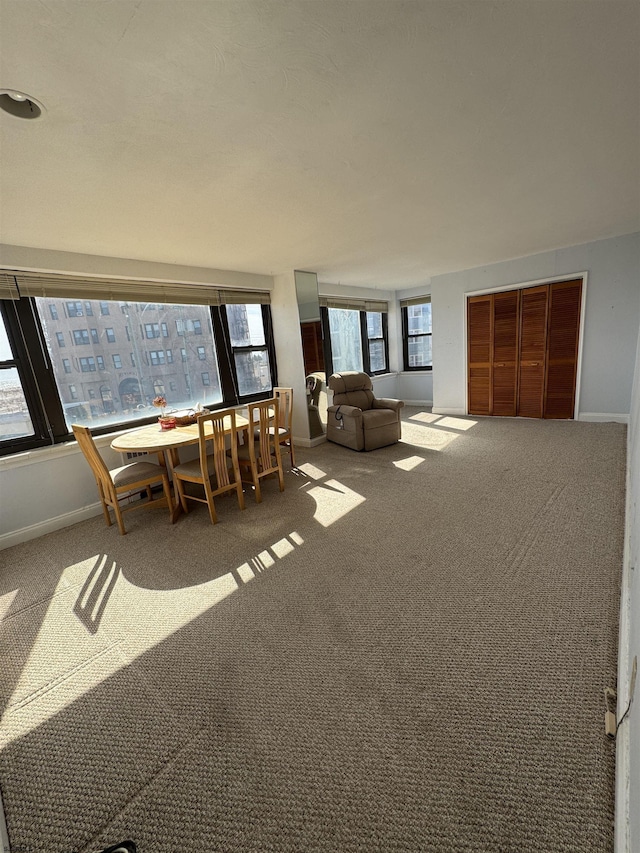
[
  {"left": 401, "top": 298, "right": 432, "bottom": 370},
  {"left": 0, "top": 280, "right": 274, "bottom": 455},
  {"left": 320, "top": 298, "right": 389, "bottom": 376},
  {"left": 366, "top": 312, "right": 387, "bottom": 373},
  {"left": 327, "top": 308, "right": 363, "bottom": 372},
  {"left": 224, "top": 303, "right": 273, "bottom": 397},
  {"left": 79, "top": 357, "right": 97, "bottom": 372},
  {"left": 176, "top": 318, "right": 204, "bottom": 336},
  {"left": 0, "top": 308, "right": 36, "bottom": 443},
  {"left": 66, "top": 301, "right": 83, "bottom": 317},
  {"left": 49, "top": 304, "right": 58, "bottom": 320}
]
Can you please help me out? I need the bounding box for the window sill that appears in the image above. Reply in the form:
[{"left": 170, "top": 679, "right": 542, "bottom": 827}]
[{"left": 0, "top": 428, "right": 129, "bottom": 471}]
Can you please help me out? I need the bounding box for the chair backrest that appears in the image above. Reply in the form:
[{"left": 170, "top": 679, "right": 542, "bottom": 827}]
[
  {"left": 247, "top": 398, "right": 282, "bottom": 473},
  {"left": 196, "top": 408, "right": 240, "bottom": 487},
  {"left": 72, "top": 423, "right": 113, "bottom": 490},
  {"left": 328, "top": 371, "right": 375, "bottom": 410},
  {"left": 273, "top": 387, "right": 293, "bottom": 432}
]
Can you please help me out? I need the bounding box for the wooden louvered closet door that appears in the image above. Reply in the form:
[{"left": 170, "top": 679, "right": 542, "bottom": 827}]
[
  {"left": 518, "top": 285, "right": 548, "bottom": 418},
  {"left": 467, "top": 279, "right": 582, "bottom": 419},
  {"left": 492, "top": 290, "right": 519, "bottom": 416},
  {"left": 467, "top": 295, "right": 493, "bottom": 415},
  {"left": 544, "top": 279, "right": 582, "bottom": 419}
]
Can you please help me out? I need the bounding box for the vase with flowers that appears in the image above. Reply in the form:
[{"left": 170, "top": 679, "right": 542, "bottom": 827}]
[{"left": 153, "top": 395, "right": 176, "bottom": 430}]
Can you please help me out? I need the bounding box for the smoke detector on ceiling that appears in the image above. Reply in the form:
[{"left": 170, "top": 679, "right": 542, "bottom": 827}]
[{"left": 0, "top": 90, "right": 45, "bottom": 119}]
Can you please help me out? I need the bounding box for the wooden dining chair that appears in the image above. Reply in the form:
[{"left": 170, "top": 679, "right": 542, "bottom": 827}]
[
  {"left": 73, "top": 424, "right": 173, "bottom": 535},
  {"left": 238, "top": 398, "right": 285, "bottom": 503},
  {"left": 272, "top": 387, "right": 295, "bottom": 467},
  {"left": 171, "top": 408, "right": 245, "bottom": 524}
]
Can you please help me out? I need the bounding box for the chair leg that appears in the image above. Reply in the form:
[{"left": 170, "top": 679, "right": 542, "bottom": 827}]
[
  {"left": 174, "top": 477, "right": 190, "bottom": 513},
  {"left": 252, "top": 460, "right": 262, "bottom": 503},
  {"left": 204, "top": 485, "right": 218, "bottom": 525},
  {"left": 112, "top": 500, "right": 127, "bottom": 535},
  {"left": 235, "top": 480, "right": 246, "bottom": 510},
  {"left": 96, "top": 482, "right": 113, "bottom": 527},
  {"left": 287, "top": 438, "right": 296, "bottom": 468}
]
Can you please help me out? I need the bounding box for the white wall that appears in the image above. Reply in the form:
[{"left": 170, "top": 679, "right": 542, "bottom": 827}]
[
  {"left": 271, "top": 271, "right": 312, "bottom": 443},
  {"left": 0, "top": 433, "right": 126, "bottom": 548},
  {"left": 617, "top": 313, "right": 640, "bottom": 852},
  {"left": 0, "top": 244, "right": 273, "bottom": 292},
  {"left": 431, "top": 233, "right": 640, "bottom": 419}
]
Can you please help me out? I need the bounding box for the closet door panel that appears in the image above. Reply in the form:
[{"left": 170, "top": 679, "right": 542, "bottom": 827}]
[
  {"left": 544, "top": 279, "right": 582, "bottom": 419},
  {"left": 518, "top": 285, "right": 548, "bottom": 418},
  {"left": 468, "top": 296, "right": 492, "bottom": 415},
  {"left": 492, "top": 290, "right": 519, "bottom": 416}
]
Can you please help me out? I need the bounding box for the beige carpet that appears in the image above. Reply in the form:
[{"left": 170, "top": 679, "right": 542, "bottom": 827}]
[{"left": 0, "top": 409, "right": 626, "bottom": 852}]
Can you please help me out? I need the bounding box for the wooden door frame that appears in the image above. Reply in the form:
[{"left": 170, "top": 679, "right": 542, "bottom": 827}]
[{"left": 464, "top": 272, "right": 588, "bottom": 418}]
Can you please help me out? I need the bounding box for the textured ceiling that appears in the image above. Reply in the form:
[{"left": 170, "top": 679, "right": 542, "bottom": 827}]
[{"left": 0, "top": 0, "right": 638, "bottom": 289}]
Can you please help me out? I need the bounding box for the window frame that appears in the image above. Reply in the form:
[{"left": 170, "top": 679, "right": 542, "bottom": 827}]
[
  {"left": 0, "top": 281, "right": 277, "bottom": 456},
  {"left": 401, "top": 298, "right": 433, "bottom": 372},
  {"left": 320, "top": 305, "right": 389, "bottom": 377}
]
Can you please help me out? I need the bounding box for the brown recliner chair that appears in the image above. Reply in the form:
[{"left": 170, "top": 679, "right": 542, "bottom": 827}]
[{"left": 327, "top": 372, "right": 404, "bottom": 451}]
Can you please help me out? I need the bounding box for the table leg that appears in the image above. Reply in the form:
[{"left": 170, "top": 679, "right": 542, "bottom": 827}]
[{"left": 155, "top": 449, "right": 183, "bottom": 524}]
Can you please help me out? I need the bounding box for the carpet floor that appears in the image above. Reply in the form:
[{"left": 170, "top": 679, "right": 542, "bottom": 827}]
[{"left": 0, "top": 409, "right": 626, "bottom": 852}]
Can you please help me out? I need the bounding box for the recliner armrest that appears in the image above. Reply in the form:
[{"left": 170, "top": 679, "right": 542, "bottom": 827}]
[
  {"left": 327, "top": 404, "right": 363, "bottom": 420},
  {"left": 372, "top": 398, "right": 404, "bottom": 412}
]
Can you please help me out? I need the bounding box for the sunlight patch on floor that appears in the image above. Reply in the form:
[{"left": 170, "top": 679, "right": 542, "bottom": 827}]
[
  {"left": 409, "top": 411, "right": 441, "bottom": 423},
  {"left": 0, "top": 589, "right": 19, "bottom": 621},
  {"left": 437, "top": 416, "right": 478, "bottom": 431},
  {"left": 2, "top": 527, "right": 313, "bottom": 746},
  {"left": 393, "top": 455, "right": 425, "bottom": 471},
  {"left": 296, "top": 462, "right": 327, "bottom": 480},
  {"left": 403, "top": 426, "right": 459, "bottom": 451},
  {"left": 308, "top": 479, "right": 366, "bottom": 527}
]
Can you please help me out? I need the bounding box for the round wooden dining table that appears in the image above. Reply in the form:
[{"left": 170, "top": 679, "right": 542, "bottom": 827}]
[{"left": 110, "top": 413, "right": 249, "bottom": 522}]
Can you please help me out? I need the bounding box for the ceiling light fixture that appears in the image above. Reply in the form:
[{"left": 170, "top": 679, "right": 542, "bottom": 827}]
[{"left": 0, "top": 89, "right": 45, "bottom": 119}]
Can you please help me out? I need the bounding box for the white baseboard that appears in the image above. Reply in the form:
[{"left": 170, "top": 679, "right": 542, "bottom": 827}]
[
  {"left": 578, "top": 412, "right": 629, "bottom": 424},
  {"left": 431, "top": 406, "right": 466, "bottom": 416},
  {"left": 293, "top": 434, "right": 327, "bottom": 448},
  {"left": 402, "top": 400, "right": 433, "bottom": 407},
  {"left": 0, "top": 502, "right": 103, "bottom": 551}
]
